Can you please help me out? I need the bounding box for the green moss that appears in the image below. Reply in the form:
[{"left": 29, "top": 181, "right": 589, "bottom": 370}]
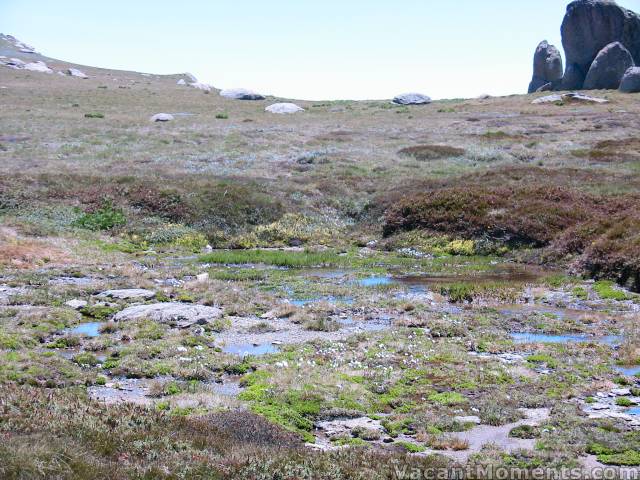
[
  {"left": 598, "top": 450, "right": 640, "bottom": 466},
  {"left": 133, "top": 320, "right": 164, "bottom": 340},
  {"left": 396, "top": 441, "right": 426, "bottom": 453},
  {"left": 80, "top": 305, "right": 118, "bottom": 320},
  {"left": 594, "top": 280, "right": 632, "bottom": 301},
  {"left": 237, "top": 371, "right": 320, "bottom": 441},
  {"left": 72, "top": 352, "right": 99, "bottom": 366},
  {"left": 381, "top": 418, "right": 414, "bottom": 437},
  {"left": 572, "top": 286, "right": 588, "bottom": 300},
  {"left": 509, "top": 425, "right": 540, "bottom": 439},
  {"left": 331, "top": 437, "right": 368, "bottom": 447},
  {"left": 428, "top": 391, "right": 466, "bottom": 406},
  {"left": 526, "top": 354, "right": 557, "bottom": 369},
  {"left": 615, "top": 397, "right": 635, "bottom": 407}
]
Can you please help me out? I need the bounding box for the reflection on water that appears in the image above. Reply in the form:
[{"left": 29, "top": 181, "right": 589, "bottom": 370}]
[
  {"left": 68, "top": 322, "right": 102, "bottom": 337},
  {"left": 511, "top": 332, "right": 622, "bottom": 345},
  {"left": 223, "top": 343, "right": 279, "bottom": 357}
]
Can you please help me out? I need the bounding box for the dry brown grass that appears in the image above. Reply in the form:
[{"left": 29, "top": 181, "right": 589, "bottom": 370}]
[
  {"left": 398, "top": 144, "right": 466, "bottom": 161},
  {"left": 0, "top": 229, "right": 69, "bottom": 269}
]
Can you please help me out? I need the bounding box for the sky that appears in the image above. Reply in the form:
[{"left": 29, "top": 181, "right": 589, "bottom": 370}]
[{"left": 2, "top": 0, "right": 640, "bottom": 100}]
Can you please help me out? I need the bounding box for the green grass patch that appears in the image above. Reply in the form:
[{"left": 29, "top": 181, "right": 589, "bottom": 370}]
[
  {"left": 428, "top": 391, "right": 466, "bottom": 406},
  {"left": 396, "top": 441, "right": 426, "bottom": 453},
  {"left": 594, "top": 280, "right": 632, "bottom": 301},
  {"left": 200, "top": 249, "right": 344, "bottom": 268}
]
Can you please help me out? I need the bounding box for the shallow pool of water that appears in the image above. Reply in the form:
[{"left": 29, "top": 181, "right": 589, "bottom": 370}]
[
  {"left": 359, "top": 276, "right": 394, "bottom": 287},
  {"left": 68, "top": 322, "right": 103, "bottom": 337},
  {"left": 627, "top": 407, "right": 640, "bottom": 416},
  {"left": 209, "top": 379, "right": 243, "bottom": 397},
  {"left": 358, "top": 265, "right": 545, "bottom": 291},
  {"left": 615, "top": 365, "right": 640, "bottom": 376},
  {"left": 223, "top": 343, "right": 279, "bottom": 357},
  {"left": 291, "top": 295, "right": 354, "bottom": 307},
  {"left": 511, "top": 333, "right": 622, "bottom": 345}
]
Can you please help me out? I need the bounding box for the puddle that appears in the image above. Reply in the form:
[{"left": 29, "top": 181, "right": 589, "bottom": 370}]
[
  {"left": 89, "top": 378, "right": 152, "bottom": 406},
  {"left": 615, "top": 365, "right": 640, "bottom": 376},
  {"left": 48, "top": 276, "right": 96, "bottom": 286},
  {"left": 223, "top": 343, "right": 279, "bottom": 357},
  {"left": 511, "top": 332, "right": 622, "bottom": 345},
  {"left": 358, "top": 266, "right": 544, "bottom": 291},
  {"left": 339, "top": 316, "right": 390, "bottom": 332},
  {"left": 67, "top": 322, "right": 103, "bottom": 337},
  {"left": 627, "top": 407, "right": 640, "bottom": 416},
  {"left": 291, "top": 295, "right": 354, "bottom": 306},
  {"left": 209, "top": 378, "right": 243, "bottom": 397},
  {"left": 359, "top": 276, "right": 393, "bottom": 287}
]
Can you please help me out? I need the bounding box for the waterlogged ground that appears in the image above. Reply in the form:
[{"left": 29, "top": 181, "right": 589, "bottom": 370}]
[
  {"left": 3, "top": 37, "right": 640, "bottom": 477},
  {"left": 2, "top": 243, "right": 640, "bottom": 476}
]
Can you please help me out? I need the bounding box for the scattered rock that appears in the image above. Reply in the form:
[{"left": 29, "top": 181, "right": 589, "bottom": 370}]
[
  {"left": 150, "top": 113, "right": 174, "bottom": 122},
  {"left": 531, "top": 94, "right": 564, "bottom": 104},
  {"left": 220, "top": 88, "right": 265, "bottom": 100},
  {"left": 113, "top": 302, "right": 223, "bottom": 327},
  {"left": 2, "top": 58, "right": 25, "bottom": 69},
  {"left": 265, "top": 103, "right": 304, "bottom": 114},
  {"left": 583, "top": 42, "right": 634, "bottom": 90},
  {"left": 190, "top": 82, "right": 212, "bottom": 92},
  {"left": 196, "top": 273, "right": 209, "bottom": 283},
  {"left": 96, "top": 289, "right": 156, "bottom": 300},
  {"left": 65, "top": 299, "right": 88, "bottom": 310},
  {"left": 454, "top": 415, "right": 482, "bottom": 425},
  {"left": 528, "top": 40, "right": 564, "bottom": 93},
  {"left": 67, "top": 68, "right": 88, "bottom": 79},
  {"left": 619, "top": 66, "right": 640, "bottom": 92},
  {"left": 392, "top": 93, "right": 431, "bottom": 105},
  {"left": 561, "top": 0, "right": 640, "bottom": 89},
  {"left": 23, "top": 61, "right": 52, "bottom": 74},
  {"left": 532, "top": 92, "right": 608, "bottom": 104},
  {"left": 611, "top": 388, "right": 632, "bottom": 396}
]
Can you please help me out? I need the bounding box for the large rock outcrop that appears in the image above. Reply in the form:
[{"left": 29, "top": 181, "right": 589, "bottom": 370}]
[
  {"left": 561, "top": 0, "right": 640, "bottom": 89},
  {"left": 583, "top": 41, "right": 634, "bottom": 89},
  {"left": 528, "top": 41, "right": 564, "bottom": 93},
  {"left": 620, "top": 66, "right": 640, "bottom": 92}
]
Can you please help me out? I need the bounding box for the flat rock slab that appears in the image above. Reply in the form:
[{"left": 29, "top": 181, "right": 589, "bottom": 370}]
[
  {"left": 392, "top": 93, "right": 432, "bottom": 105},
  {"left": 114, "top": 302, "right": 223, "bottom": 327},
  {"left": 532, "top": 92, "right": 609, "bottom": 104},
  {"left": 265, "top": 103, "right": 304, "bottom": 114},
  {"left": 65, "top": 299, "right": 88, "bottom": 310},
  {"left": 67, "top": 68, "right": 88, "bottom": 79},
  {"left": 150, "top": 113, "right": 174, "bottom": 122},
  {"left": 23, "top": 61, "right": 52, "bottom": 73},
  {"left": 96, "top": 289, "right": 156, "bottom": 300}
]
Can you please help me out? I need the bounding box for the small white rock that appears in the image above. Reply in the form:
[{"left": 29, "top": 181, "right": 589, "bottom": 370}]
[
  {"left": 190, "top": 82, "right": 211, "bottom": 92},
  {"left": 265, "top": 102, "right": 304, "bottom": 114},
  {"left": 23, "top": 61, "right": 52, "bottom": 74},
  {"left": 68, "top": 68, "right": 88, "bottom": 79},
  {"left": 65, "top": 299, "right": 88, "bottom": 310},
  {"left": 150, "top": 113, "right": 174, "bottom": 122},
  {"left": 196, "top": 273, "right": 209, "bottom": 283}
]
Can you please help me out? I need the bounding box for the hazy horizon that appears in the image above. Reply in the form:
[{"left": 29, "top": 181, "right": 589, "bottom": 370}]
[{"left": 3, "top": 0, "right": 640, "bottom": 100}]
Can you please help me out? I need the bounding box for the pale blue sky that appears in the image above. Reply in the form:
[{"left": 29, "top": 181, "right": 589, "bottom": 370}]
[{"left": 2, "top": 0, "right": 640, "bottom": 100}]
